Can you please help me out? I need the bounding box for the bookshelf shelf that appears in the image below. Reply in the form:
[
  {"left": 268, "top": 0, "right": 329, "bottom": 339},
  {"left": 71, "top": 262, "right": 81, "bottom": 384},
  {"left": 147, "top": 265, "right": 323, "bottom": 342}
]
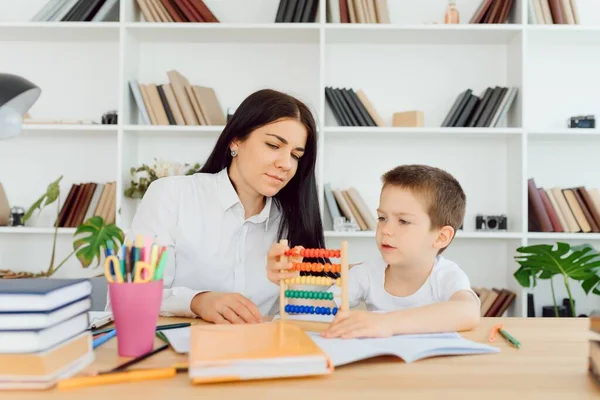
[
  {"left": 325, "top": 24, "right": 523, "bottom": 45},
  {"left": 20, "top": 124, "right": 118, "bottom": 136},
  {"left": 126, "top": 23, "right": 320, "bottom": 43},
  {"left": 0, "top": 22, "right": 119, "bottom": 41},
  {"left": 123, "top": 125, "right": 225, "bottom": 137},
  {"left": 3, "top": 0, "right": 600, "bottom": 318},
  {"left": 0, "top": 227, "right": 76, "bottom": 235},
  {"left": 324, "top": 127, "right": 524, "bottom": 139},
  {"left": 527, "top": 232, "right": 600, "bottom": 241}
]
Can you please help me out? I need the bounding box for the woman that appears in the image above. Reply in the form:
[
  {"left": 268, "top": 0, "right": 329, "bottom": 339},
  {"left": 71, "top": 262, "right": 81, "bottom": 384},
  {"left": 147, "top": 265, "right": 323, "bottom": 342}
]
[{"left": 121, "top": 89, "right": 326, "bottom": 324}]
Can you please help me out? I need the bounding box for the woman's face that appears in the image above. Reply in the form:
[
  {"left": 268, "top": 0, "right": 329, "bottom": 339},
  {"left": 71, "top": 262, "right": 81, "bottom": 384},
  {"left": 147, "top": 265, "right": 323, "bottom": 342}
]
[{"left": 230, "top": 118, "right": 308, "bottom": 197}]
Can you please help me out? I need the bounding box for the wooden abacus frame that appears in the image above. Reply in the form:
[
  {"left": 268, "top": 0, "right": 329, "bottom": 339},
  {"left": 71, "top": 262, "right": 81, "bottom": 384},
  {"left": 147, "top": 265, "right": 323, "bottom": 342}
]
[{"left": 278, "top": 239, "right": 349, "bottom": 332}]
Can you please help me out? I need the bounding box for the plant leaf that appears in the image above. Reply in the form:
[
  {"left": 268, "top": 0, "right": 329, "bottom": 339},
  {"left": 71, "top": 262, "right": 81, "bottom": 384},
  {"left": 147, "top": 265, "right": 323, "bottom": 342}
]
[
  {"left": 22, "top": 176, "right": 63, "bottom": 222},
  {"left": 514, "top": 242, "right": 600, "bottom": 299},
  {"left": 73, "top": 216, "right": 124, "bottom": 268}
]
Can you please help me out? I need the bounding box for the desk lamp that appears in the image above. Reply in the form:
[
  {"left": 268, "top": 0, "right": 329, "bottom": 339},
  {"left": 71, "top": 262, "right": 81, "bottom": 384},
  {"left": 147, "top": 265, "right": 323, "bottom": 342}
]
[{"left": 0, "top": 73, "right": 41, "bottom": 139}]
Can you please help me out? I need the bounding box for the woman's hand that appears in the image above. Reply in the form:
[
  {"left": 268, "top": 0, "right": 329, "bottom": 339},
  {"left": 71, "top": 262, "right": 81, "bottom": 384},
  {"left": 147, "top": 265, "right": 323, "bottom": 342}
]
[
  {"left": 191, "top": 292, "right": 262, "bottom": 324},
  {"left": 266, "top": 242, "right": 303, "bottom": 284}
]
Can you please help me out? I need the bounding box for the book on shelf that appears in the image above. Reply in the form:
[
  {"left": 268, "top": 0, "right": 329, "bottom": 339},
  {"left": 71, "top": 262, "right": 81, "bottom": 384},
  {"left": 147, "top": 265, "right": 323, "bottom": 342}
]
[
  {"left": 527, "top": 178, "right": 600, "bottom": 233},
  {"left": 324, "top": 183, "right": 376, "bottom": 231},
  {"left": 135, "top": 0, "right": 219, "bottom": 22},
  {"left": 0, "top": 278, "right": 94, "bottom": 390},
  {"left": 275, "top": 0, "right": 320, "bottom": 23},
  {"left": 440, "top": 86, "right": 518, "bottom": 128},
  {"left": 528, "top": 0, "right": 579, "bottom": 24},
  {"left": 472, "top": 286, "right": 516, "bottom": 317},
  {"left": 470, "top": 0, "right": 516, "bottom": 24},
  {"left": 31, "top": 0, "right": 120, "bottom": 22},
  {"left": 325, "top": 86, "right": 384, "bottom": 127},
  {"left": 56, "top": 181, "right": 116, "bottom": 228},
  {"left": 326, "top": 0, "right": 389, "bottom": 23},
  {"left": 129, "top": 70, "right": 226, "bottom": 126}
]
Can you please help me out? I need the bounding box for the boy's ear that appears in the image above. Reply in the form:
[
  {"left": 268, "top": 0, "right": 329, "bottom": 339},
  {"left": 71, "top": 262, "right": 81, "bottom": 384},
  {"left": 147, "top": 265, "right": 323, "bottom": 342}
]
[{"left": 433, "top": 225, "right": 455, "bottom": 250}]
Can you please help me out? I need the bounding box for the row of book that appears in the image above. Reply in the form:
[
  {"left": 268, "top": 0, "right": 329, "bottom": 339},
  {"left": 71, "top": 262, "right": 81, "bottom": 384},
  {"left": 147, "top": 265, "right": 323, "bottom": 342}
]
[
  {"left": 56, "top": 182, "right": 116, "bottom": 228},
  {"left": 129, "top": 70, "right": 226, "bottom": 126},
  {"left": 528, "top": 179, "right": 600, "bottom": 233},
  {"left": 529, "top": 0, "right": 580, "bottom": 24},
  {"left": 326, "top": 0, "right": 390, "bottom": 23},
  {"left": 324, "top": 183, "right": 376, "bottom": 231},
  {"left": 136, "top": 0, "right": 218, "bottom": 22},
  {"left": 470, "top": 0, "right": 515, "bottom": 24},
  {"left": 472, "top": 287, "right": 516, "bottom": 317},
  {"left": 441, "top": 86, "right": 518, "bottom": 128},
  {"left": 31, "top": 0, "right": 119, "bottom": 22},
  {"left": 276, "top": 0, "right": 319, "bottom": 23},
  {"left": 0, "top": 279, "right": 94, "bottom": 389},
  {"left": 325, "top": 87, "right": 384, "bottom": 127}
]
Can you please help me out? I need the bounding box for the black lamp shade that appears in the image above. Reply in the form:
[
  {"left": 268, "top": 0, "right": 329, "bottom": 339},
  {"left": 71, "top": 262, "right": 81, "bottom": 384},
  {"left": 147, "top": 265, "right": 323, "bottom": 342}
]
[{"left": 0, "top": 73, "right": 41, "bottom": 115}]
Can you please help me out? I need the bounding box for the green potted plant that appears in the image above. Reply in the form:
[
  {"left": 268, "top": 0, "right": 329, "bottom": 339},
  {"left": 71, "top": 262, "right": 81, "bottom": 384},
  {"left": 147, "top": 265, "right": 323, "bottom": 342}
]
[
  {"left": 1, "top": 176, "right": 124, "bottom": 279},
  {"left": 124, "top": 158, "right": 200, "bottom": 199},
  {"left": 514, "top": 242, "right": 600, "bottom": 317}
]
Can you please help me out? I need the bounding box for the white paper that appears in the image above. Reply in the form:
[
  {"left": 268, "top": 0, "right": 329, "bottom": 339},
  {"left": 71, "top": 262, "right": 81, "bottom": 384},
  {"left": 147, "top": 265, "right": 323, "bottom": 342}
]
[
  {"left": 162, "top": 327, "right": 191, "bottom": 353},
  {"left": 308, "top": 332, "right": 500, "bottom": 366}
]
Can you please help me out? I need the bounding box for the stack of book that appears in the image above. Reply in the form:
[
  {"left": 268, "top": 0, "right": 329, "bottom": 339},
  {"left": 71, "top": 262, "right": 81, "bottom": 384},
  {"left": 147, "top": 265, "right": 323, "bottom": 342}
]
[
  {"left": 56, "top": 181, "right": 116, "bottom": 228},
  {"left": 136, "top": 0, "right": 218, "bottom": 22},
  {"left": 0, "top": 279, "right": 94, "bottom": 389},
  {"left": 325, "top": 86, "right": 384, "bottom": 127},
  {"left": 326, "top": 0, "right": 390, "bottom": 23},
  {"left": 31, "top": 0, "right": 119, "bottom": 22},
  {"left": 528, "top": 0, "right": 580, "bottom": 24},
  {"left": 275, "top": 0, "right": 319, "bottom": 22},
  {"left": 590, "top": 315, "right": 600, "bottom": 388},
  {"left": 528, "top": 178, "right": 600, "bottom": 233},
  {"left": 324, "top": 183, "right": 376, "bottom": 231},
  {"left": 470, "top": 0, "right": 516, "bottom": 23},
  {"left": 441, "top": 86, "right": 518, "bottom": 128},
  {"left": 472, "top": 287, "right": 516, "bottom": 317},
  {"left": 129, "top": 70, "right": 226, "bottom": 126}
]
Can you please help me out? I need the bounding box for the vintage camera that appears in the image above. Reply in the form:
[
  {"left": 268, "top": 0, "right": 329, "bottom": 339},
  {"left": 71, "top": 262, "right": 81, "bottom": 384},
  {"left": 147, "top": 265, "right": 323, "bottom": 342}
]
[
  {"left": 569, "top": 115, "right": 595, "bottom": 129},
  {"left": 475, "top": 214, "right": 507, "bottom": 231}
]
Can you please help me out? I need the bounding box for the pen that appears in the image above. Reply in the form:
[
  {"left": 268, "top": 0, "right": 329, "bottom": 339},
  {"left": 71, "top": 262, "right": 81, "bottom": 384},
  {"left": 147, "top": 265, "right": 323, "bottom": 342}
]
[
  {"left": 57, "top": 367, "right": 177, "bottom": 390},
  {"left": 153, "top": 247, "right": 168, "bottom": 280},
  {"left": 107, "top": 344, "right": 169, "bottom": 373},
  {"left": 93, "top": 329, "right": 117, "bottom": 349},
  {"left": 92, "top": 322, "right": 190, "bottom": 336}
]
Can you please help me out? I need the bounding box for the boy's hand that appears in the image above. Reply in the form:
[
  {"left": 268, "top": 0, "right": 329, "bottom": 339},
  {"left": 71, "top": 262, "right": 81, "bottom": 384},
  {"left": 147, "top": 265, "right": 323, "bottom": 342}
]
[
  {"left": 266, "top": 243, "right": 303, "bottom": 284},
  {"left": 321, "top": 310, "right": 393, "bottom": 339}
]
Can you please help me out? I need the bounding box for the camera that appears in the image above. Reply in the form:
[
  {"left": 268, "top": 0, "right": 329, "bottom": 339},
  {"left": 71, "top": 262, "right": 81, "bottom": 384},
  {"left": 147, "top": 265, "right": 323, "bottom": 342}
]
[
  {"left": 475, "top": 214, "right": 507, "bottom": 231},
  {"left": 569, "top": 115, "right": 595, "bottom": 129}
]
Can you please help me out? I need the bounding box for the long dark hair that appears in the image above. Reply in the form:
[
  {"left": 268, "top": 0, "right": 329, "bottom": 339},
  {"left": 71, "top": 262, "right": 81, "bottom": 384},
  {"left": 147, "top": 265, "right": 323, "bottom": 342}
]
[{"left": 200, "top": 89, "right": 326, "bottom": 257}]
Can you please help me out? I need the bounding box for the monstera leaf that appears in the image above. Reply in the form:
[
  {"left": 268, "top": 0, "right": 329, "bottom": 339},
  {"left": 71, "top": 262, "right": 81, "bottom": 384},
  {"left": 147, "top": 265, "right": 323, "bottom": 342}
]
[
  {"left": 514, "top": 242, "right": 600, "bottom": 316},
  {"left": 73, "top": 216, "right": 124, "bottom": 269},
  {"left": 22, "top": 175, "right": 63, "bottom": 223}
]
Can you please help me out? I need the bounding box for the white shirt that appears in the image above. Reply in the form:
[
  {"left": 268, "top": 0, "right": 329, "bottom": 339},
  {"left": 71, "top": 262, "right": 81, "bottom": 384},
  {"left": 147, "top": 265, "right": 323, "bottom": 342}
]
[
  {"left": 331, "top": 254, "right": 479, "bottom": 312},
  {"left": 106, "top": 168, "right": 283, "bottom": 318}
]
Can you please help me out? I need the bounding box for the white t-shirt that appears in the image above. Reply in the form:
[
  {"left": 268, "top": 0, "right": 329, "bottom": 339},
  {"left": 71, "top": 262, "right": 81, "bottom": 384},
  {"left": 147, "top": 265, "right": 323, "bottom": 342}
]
[{"left": 331, "top": 255, "right": 479, "bottom": 312}]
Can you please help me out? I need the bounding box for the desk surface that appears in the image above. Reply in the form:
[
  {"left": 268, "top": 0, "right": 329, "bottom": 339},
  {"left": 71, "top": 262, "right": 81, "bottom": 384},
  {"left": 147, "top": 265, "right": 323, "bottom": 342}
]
[{"left": 3, "top": 317, "right": 599, "bottom": 399}]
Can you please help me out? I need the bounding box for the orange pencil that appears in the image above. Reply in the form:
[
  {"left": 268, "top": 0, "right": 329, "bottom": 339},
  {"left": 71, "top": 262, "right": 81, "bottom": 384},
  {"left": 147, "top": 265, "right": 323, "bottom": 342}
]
[{"left": 57, "top": 368, "right": 176, "bottom": 390}]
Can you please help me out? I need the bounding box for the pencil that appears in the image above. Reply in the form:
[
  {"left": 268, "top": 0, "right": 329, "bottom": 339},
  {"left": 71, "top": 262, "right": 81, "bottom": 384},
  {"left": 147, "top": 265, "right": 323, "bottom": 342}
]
[
  {"left": 57, "top": 368, "right": 176, "bottom": 390},
  {"left": 499, "top": 328, "right": 521, "bottom": 349}
]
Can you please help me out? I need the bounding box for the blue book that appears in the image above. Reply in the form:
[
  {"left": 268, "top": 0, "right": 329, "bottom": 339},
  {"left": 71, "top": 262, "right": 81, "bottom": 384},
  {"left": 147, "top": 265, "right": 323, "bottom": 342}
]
[{"left": 0, "top": 278, "right": 92, "bottom": 313}]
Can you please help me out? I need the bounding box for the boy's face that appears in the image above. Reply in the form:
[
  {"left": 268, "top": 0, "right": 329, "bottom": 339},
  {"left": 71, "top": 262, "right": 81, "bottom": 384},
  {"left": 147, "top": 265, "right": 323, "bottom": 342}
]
[{"left": 375, "top": 185, "right": 451, "bottom": 267}]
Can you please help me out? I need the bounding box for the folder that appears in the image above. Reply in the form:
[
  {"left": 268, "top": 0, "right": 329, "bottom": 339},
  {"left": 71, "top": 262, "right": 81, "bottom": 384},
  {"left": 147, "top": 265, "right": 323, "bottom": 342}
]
[{"left": 188, "top": 322, "right": 333, "bottom": 384}]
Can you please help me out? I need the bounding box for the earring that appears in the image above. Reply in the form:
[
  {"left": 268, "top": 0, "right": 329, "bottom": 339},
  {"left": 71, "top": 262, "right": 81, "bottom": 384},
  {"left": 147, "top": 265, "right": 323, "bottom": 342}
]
[{"left": 230, "top": 149, "right": 237, "bottom": 157}]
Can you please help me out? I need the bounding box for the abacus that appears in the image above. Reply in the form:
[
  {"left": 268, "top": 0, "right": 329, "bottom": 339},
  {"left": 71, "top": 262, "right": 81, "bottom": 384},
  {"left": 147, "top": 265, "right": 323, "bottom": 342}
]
[{"left": 278, "top": 239, "right": 349, "bottom": 332}]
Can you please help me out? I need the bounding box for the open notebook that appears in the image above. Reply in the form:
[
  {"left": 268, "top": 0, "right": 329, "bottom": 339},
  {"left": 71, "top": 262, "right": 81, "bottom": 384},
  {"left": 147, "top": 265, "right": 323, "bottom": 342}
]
[{"left": 168, "top": 323, "right": 499, "bottom": 377}]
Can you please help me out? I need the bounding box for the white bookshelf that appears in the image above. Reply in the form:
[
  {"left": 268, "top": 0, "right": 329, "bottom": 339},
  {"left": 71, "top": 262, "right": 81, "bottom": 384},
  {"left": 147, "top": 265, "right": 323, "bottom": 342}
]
[{"left": 1, "top": 0, "right": 600, "bottom": 317}]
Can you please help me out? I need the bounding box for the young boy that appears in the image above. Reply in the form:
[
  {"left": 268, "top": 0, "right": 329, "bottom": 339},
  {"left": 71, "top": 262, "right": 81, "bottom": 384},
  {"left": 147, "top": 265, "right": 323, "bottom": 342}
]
[{"left": 321, "top": 164, "right": 480, "bottom": 338}]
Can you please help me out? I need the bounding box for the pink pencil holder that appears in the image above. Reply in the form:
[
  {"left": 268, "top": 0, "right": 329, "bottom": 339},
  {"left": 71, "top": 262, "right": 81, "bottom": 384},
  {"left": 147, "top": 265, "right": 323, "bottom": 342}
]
[{"left": 108, "top": 280, "right": 163, "bottom": 357}]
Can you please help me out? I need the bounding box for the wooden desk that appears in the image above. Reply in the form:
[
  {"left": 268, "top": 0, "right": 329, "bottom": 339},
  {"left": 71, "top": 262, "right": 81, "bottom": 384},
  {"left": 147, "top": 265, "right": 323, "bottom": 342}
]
[{"left": 3, "top": 317, "right": 599, "bottom": 399}]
